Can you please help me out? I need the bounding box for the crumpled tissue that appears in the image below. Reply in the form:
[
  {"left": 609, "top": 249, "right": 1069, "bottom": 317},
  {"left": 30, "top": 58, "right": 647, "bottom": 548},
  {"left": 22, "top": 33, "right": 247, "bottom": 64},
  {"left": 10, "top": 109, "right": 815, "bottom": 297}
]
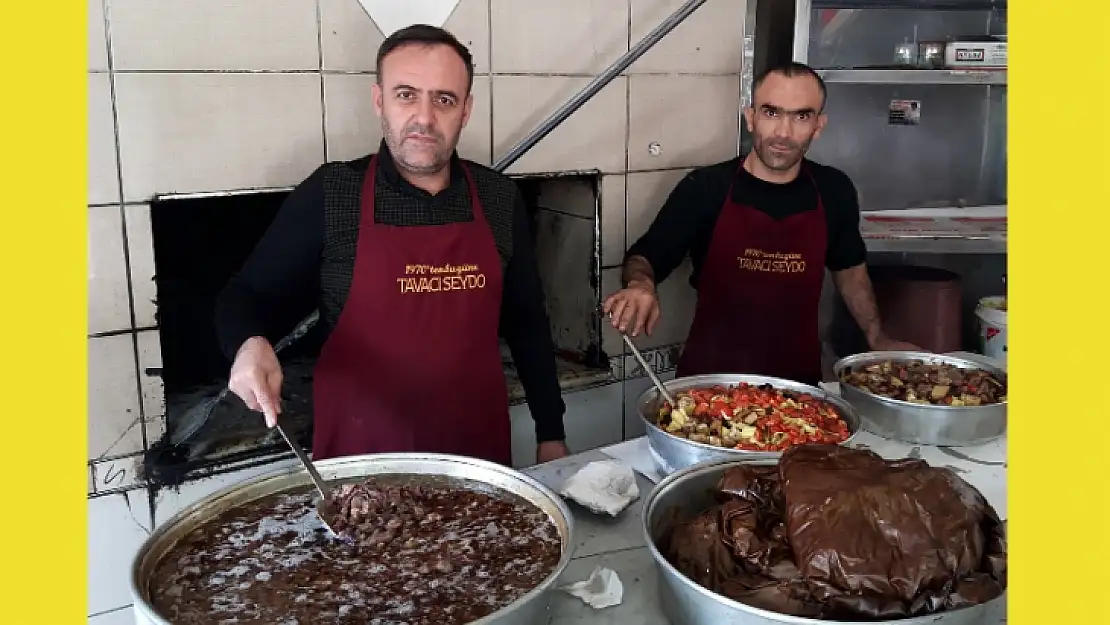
[
  {"left": 559, "top": 460, "right": 640, "bottom": 517},
  {"left": 560, "top": 566, "right": 624, "bottom": 609}
]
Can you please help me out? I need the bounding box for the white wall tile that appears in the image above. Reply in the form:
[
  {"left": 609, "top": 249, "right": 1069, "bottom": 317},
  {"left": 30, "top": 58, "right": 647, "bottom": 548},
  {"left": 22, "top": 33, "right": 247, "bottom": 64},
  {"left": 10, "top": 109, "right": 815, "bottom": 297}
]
[
  {"left": 136, "top": 330, "right": 166, "bottom": 444},
  {"left": 90, "top": 606, "right": 135, "bottom": 625},
  {"left": 109, "top": 0, "right": 320, "bottom": 70},
  {"left": 628, "top": 0, "right": 747, "bottom": 74},
  {"left": 322, "top": 73, "right": 377, "bottom": 162},
  {"left": 88, "top": 206, "right": 131, "bottom": 335},
  {"left": 600, "top": 267, "right": 625, "bottom": 359},
  {"left": 90, "top": 454, "right": 142, "bottom": 494},
  {"left": 89, "top": 0, "right": 108, "bottom": 71},
  {"left": 490, "top": 0, "right": 629, "bottom": 74},
  {"left": 493, "top": 75, "right": 628, "bottom": 174},
  {"left": 625, "top": 168, "right": 690, "bottom": 247},
  {"left": 88, "top": 491, "right": 152, "bottom": 615},
  {"left": 321, "top": 0, "right": 490, "bottom": 72},
  {"left": 600, "top": 174, "right": 626, "bottom": 267},
  {"left": 510, "top": 383, "right": 623, "bottom": 467},
  {"left": 642, "top": 259, "right": 697, "bottom": 349},
  {"left": 88, "top": 73, "right": 119, "bottom": 205},
  {"left": 627, "top": 74, "right": 740, "bottom": 171},
  {"left": 600, "top": 261, "right": 696, "bottom": 354},
  {"left": 123, "top": 205, "right": 156, "bottom": 328},
  {"left": 114, "top": 73, "right": 325, "bottom": 201},
  {"left": 324, "top": 74, "right": 492, "bottom": 164},
  {"left": 88, "top": 334, "right": 143, "bottom": 460}
]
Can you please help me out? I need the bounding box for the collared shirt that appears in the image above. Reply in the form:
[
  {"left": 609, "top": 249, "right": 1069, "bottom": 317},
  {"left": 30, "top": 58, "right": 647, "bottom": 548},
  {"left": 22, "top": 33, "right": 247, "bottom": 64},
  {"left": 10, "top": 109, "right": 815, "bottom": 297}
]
[{"left": 215, "top": 141, "right": 566, "bottom": 442}]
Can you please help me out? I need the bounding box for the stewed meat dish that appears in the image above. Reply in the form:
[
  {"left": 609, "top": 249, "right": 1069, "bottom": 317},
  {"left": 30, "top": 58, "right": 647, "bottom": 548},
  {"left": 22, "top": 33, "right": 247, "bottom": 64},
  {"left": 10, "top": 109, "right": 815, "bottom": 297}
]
[{"left": 840, "top": 360, "right": 1006, "bottom": 406}]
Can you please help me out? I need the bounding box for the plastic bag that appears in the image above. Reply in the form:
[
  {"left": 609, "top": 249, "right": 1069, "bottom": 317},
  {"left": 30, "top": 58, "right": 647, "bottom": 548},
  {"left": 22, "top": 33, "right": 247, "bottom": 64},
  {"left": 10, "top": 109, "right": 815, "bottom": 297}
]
[{"left": 662, "top": 445, "right": 1007, "bottom": 620}]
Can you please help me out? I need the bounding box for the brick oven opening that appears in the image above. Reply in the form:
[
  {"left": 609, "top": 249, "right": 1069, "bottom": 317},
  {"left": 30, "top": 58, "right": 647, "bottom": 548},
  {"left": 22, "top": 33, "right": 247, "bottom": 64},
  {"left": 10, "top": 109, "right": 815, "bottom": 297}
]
[
  {"left": 144, "top": 173, "right": 611, "bottom": 481},
  {"left": 143, "top": 189, "right": 326, "bottom": 480}
]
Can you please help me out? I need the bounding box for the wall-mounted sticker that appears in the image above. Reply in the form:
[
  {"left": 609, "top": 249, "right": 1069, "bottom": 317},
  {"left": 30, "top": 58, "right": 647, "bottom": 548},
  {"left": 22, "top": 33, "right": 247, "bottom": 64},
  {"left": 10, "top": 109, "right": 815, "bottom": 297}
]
[
  {"left": 888, "top": 99, "right": 921, "bottom": 126},
  {"left": 357, "top": 0, "right": 462, "bottom": 37}
]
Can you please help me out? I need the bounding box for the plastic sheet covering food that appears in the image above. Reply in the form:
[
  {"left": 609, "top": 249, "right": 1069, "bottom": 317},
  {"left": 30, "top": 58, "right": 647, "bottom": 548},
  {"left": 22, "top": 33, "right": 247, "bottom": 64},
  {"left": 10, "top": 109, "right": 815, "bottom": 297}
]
[{"left": 659, "top": 445, "right": 1007, "bottom": 620}]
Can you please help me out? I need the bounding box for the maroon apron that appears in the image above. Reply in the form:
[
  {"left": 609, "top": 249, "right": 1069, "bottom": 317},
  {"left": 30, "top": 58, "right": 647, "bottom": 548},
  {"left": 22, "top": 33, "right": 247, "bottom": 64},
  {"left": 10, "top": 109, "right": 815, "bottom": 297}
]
[
  {"left": 676, "top": 164, "right": 828, "bottom": 385},
  {"left": 311, "top": 155, "right": 512, "bottom": 464}
]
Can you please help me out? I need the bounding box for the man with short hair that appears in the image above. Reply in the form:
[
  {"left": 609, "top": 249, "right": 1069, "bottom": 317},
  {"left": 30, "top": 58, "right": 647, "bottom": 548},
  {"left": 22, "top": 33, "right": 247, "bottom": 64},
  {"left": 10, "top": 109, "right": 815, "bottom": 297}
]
[
  {"left": 603, "top": 62, "right": 914, "bottom": 385},
  {"left": 215, "top": 25, "right": 570, "bottom": 465}
]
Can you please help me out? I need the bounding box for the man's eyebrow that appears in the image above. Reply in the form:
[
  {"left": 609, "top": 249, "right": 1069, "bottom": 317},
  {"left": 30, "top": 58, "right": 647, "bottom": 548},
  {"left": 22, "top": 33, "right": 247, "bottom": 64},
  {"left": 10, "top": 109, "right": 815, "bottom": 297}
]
[
  {"left": 760, "top": 104, "right": 818, "bottom": 115},
  {"left": 391, "top": 85, "right": 460, "bottom": 100}
]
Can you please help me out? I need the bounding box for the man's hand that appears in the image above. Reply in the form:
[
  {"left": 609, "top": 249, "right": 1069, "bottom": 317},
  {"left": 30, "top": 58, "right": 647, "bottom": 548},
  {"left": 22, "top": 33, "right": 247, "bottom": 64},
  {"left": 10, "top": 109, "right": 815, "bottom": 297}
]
[
  {"left": 536, "top": 440, "right": 570, "bottom": 464},
  {"left": 228, "top": 336, "right": 284, "bottom": 427},
  {"left": 602, "top": 280, "right": 661, "bottom": 337},
  {"left": 870, "top": 335, "right": 923, "bottom": 353}
]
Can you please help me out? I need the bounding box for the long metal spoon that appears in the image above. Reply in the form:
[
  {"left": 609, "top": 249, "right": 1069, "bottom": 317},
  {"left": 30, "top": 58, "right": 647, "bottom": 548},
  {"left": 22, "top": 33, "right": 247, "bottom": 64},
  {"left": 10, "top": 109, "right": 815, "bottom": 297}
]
[
  {"left": 598, "top": 307, "right": 677, "bottom": 407},
  {"left": 275, "top": 423, "right": 338, "bottom": 536},
  {"left": 620, "top": 332, "right": 677, "bottom": 407}
]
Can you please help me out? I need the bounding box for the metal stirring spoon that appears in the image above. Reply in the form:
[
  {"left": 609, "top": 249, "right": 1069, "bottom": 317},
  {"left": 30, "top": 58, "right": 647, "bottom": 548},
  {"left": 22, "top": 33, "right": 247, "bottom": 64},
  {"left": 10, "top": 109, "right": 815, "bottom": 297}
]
[
  {"left": 598, "top": 308, "right": 681, "bottom": 414},
  {"left": 275, "top": 423, "right": 338, "bottom": 536},
  {"left": 620, "top": 332, "right": 677, "bottom": 407}
]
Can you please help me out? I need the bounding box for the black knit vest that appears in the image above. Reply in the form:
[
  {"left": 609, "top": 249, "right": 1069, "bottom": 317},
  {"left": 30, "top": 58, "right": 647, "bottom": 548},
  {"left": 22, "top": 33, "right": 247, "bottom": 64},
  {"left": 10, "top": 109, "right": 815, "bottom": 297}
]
[{"left": 318, "top": 155, "right": 519, "bottom": 329}]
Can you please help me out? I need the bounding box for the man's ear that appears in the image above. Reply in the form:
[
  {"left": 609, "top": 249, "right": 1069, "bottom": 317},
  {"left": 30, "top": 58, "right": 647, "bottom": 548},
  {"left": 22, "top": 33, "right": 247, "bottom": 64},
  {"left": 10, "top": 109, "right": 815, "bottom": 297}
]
[
  {"left": 813, "top": 112, "right": 828, "bottom": 141},
  {"left": 743, "top": 106, "right": 755, "bottom": 133}
]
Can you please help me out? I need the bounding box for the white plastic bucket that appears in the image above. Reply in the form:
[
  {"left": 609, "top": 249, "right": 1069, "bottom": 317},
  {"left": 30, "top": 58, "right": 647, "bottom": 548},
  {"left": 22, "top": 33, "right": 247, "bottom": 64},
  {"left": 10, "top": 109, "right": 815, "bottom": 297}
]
[{"left": 975, "top": 296, "right": 1007, "bottom": 363}]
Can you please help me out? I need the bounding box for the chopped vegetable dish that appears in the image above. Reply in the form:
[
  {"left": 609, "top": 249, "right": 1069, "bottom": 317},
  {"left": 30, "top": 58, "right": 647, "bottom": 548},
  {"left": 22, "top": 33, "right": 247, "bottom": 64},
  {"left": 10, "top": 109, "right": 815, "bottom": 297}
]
[
  {"left": 839, "top": 360, "right": 1006, "bottom": 406},
  {"left": 656, "top": 383, "right": 851, "bottom": 452}
]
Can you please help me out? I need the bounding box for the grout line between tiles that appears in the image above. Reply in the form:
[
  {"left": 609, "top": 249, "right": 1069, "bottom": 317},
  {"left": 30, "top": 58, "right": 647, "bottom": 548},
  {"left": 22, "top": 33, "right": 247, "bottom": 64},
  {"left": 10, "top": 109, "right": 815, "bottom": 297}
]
[
  {"left": 88, "top": 325, "right": 158, "bottom": 340},
  {"left": 88, "top": 448, "right": 147, "bottom": 466},
  {"left": 88, "top": 483, "right": 149, "bottom": 500},
  {"left": 92, "top": 165, "right": 700, "bottom": 211},
  {"left": 99, "top": 0, "right": 152, "bottom": 490},
  {"left": 619, "top": 0, "right": 634, "bottom": 443},
  {"left": 316, "top": 0, "right": 328, "bottom": 161},
  {"left": 486, "top": 0, "right": 495, "bottom": 164},
  {"left": 105, "top": 68, "right": 741, "bottom": 78}
]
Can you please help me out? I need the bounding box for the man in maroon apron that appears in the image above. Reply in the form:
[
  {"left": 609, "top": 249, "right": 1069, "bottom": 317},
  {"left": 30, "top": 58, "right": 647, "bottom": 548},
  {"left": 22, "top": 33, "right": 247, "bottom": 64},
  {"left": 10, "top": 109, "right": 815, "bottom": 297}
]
[
  {"left": 603, "top": 63, "right": 914, "bottom": 385},
  {"left": 215, "top": 26, "right": 569, "bottom": 465}
]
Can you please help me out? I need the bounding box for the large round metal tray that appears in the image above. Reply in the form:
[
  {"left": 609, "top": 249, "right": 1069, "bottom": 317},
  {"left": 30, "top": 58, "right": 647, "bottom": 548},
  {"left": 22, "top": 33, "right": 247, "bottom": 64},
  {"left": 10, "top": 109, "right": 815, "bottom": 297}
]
[
  {"left": 636, "top": 374, "right": 862, "bottom": 476},
  {"left": 130, "top": 453, "right": 575, "bottom": 625},
  {"left": 642, "top": 457, "right": 1007, "bottom": 625},
  {"left": 834, "top": 351, "right": 1007, "bottom": 446}
]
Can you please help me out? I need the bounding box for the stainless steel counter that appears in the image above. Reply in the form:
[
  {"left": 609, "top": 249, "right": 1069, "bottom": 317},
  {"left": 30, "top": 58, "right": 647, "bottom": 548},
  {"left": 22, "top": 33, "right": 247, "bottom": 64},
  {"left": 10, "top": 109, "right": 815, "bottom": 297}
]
[{"left": 525, "top": 449, "right": 1008, "bottom": 625}]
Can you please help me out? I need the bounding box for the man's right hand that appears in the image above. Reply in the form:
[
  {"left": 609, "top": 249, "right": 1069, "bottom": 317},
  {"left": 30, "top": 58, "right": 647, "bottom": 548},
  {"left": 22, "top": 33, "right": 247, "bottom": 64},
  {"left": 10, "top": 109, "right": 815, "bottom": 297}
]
[
  {"left": 228, "top": 336, "right": 284, "bottom": 428},
  {"left": 602, "top": 280, "right": 661, "bottom": 337}
]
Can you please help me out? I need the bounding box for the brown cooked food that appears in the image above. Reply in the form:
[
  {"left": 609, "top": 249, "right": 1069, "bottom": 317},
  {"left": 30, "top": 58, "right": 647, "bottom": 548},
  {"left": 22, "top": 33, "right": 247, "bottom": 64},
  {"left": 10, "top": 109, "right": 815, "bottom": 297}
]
[
  {"left": 658, "top": 445, "right": 1007, "bottom": 620},
  {"left": 149, "top": 476, "right": 562, "bottom": 624},
  {"left": 839, "top": 359, "right": 1006, "bottom": 406}
]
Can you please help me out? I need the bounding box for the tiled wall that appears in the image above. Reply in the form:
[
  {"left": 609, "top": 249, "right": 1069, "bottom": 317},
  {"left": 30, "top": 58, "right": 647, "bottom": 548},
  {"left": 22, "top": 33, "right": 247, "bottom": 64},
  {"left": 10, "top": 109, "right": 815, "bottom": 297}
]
[{"left": 87, "top": 0, "right": 747, "bottom": 619}]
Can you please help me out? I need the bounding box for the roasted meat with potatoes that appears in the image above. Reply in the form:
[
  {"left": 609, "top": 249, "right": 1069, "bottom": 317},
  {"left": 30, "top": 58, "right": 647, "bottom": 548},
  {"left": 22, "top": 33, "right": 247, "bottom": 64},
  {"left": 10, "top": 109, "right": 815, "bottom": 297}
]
[{"left": 839, "top": 360, "right": 1006, "bottom": 406}]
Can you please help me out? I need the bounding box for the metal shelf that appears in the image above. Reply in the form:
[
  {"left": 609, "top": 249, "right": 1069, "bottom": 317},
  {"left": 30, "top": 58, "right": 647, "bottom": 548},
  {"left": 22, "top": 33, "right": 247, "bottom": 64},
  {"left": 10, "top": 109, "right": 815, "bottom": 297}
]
[
  {"left": 864, "top": 236, "right": 1006, "bottom": 255},
  {"left": 818, "top": 68, "right": 1006, "bottom": 86},
  {"left": 812, "top": 0, "right": 1004, "bottom": 10}
]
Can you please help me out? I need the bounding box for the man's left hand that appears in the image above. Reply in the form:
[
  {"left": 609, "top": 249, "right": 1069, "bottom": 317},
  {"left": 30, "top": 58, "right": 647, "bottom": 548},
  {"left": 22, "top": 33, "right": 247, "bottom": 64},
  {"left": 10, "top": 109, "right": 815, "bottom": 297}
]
[
  {"left": 536, "top": 440, "right": 570, "bottom": 464},
  {"left": 871, "top": 336, "right": 923, "bottom": 352}
]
